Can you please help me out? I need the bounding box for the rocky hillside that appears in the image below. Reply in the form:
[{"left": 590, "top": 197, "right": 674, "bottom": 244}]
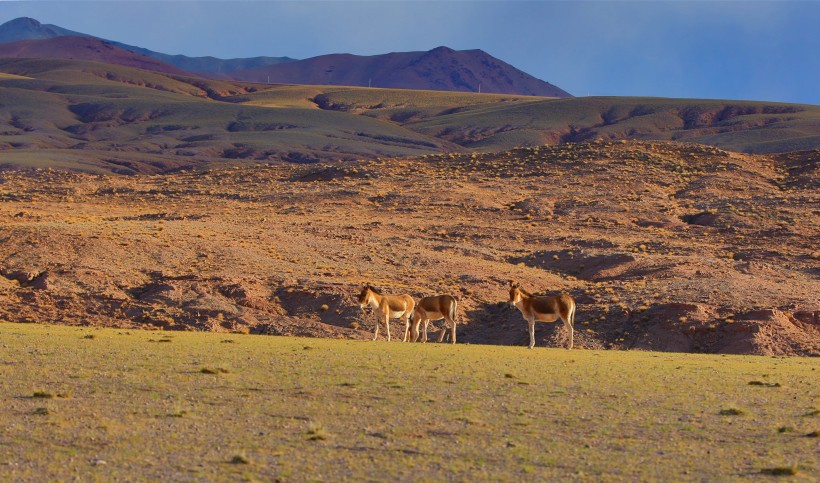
[{"left": 1, "top": 141, "right": 816, "bottom": 355}]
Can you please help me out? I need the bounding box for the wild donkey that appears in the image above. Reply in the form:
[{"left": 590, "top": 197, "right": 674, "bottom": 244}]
[
  {"left": 357, "top": 285, "right": 415, "bottom": 341},
  {"left": 412, "top": 294, "right": 458, "bottom": 344},
  {"left": 508, "top": 281, "right": 575, "bottom": 349}
]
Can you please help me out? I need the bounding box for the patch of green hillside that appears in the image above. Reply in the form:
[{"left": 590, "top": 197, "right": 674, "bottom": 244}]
[
  {"left": 0, "top": 59, "right": 458, "bottom": 171},
  {"left": 2, "top": 58, "right": 819, "bottom": 174},
  {"left": 401, "top": 96, "right": 820, "bottom": 153}
]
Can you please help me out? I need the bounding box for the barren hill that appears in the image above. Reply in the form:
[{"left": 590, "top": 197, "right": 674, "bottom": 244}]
[
  {"left": 0, "top": 17, "right": 295, "bottom": 75},
  {"left": 0, "top": 141, "right": 816, "bottom": 355},
  {"left": 0, "top": 17, "right": 567, "bottom": 96},
  {"left": 0, "top": 16, "right": 85, "bottom": 42},
  {"left": 0, "top": 37, "right": 190, "bottom": 75},
  {"left": 225, "top": 46, "right": 572, "bottom": 96}
]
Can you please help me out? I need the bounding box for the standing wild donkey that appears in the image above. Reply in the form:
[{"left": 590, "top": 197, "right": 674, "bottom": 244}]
[
  {"left": 412, "top": 294, "right": 458, "bottom": 344},
  {"left": 508, "top": 281, "right": 575, "bottom": 349},
  {"left": 357, "top": 285, "right": 416, "bottom": 341}
]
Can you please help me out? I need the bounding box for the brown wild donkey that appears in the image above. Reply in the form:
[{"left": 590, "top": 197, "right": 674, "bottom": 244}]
[
  {"left": 508, "top": 281, "right": 575, "bottom": 349},
  {"left": 357, "top": 285, "right": 416, "bottom": 341},
  {"left": 412, "top": 294, "right": 458, "bottom": 344}
]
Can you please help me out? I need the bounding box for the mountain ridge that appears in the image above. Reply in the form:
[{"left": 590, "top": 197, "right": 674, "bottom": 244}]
[
  {"left": 0, "top": 37, "right": 191, "bottom": 76},
  {"left": 0, "top": 16, "right": 86, "bottom": 42},
  {"left": 0, "top": 17, "right": 295, "bottom": 75},
  {"left": 225, "top": 46, "right": 571, "bottom": 97},
  {"left": 0, "top": 17, "right": 570, "bottom": 96}
]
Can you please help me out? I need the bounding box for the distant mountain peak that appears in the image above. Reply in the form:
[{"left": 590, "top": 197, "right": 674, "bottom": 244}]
[
  {"left": 429, "top": 46, "right": 456, "bottom": 54},
  {"left": 0, "top": 16, "right": 84, "bottom": 42},
  {"left": 230, "top": 47, "right": 572, "bottom": 97},
  {"left": 0, "top": 17, "right": 570, "bottom": 97},
  {"left": 7, "top": 17, "right": 41, "bottom": 28}
]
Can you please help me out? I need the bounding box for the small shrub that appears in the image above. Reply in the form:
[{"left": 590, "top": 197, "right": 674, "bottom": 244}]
[
  {"left": 230, "top": 454, "right": 250, "bottom": 465},
  {"left": 32, "top": 391, "right": 55, "bottom": 399},
  {"left": 748, "top": 381, "right": 781, "bottom": 387},
  {"left": 760, "top": 466, "right": 798, "bottom": 476},
  {"left": 719, "top": 408, "right": 744, "bottom": 416},
  {"left": 33, "top": 407, "right": 50, "bottom": 415},
  {"left": 200, "top": 367, "right": 229, "bottom": 374},
  {"left": 805, "top": 431, "right": 819, "bottom": 438},
  {"left": 307, "top": 421, "right": 328, "bottom": 441}
]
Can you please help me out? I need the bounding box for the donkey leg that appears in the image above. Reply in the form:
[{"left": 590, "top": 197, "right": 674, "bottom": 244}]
[
  {"left": 402, "top": 316, "right": 410, "bottom": 342},
  {"left": 417, "top": 319, "right": 424, "bottom": 343},
  {"left": 410, "top": 318, "right": 420, "bottom": 342},
  {"left": 436, "top": 322, "right": 447, "bottom": 343},
  {"left": 562, "top": 316, "right": 574, "bottom": 350},
  {"left": 528, "top": 318, "right": 536, "bottom": 349},
  {"left": 373, "top": 315, "right": 379, "bottom": 341}
]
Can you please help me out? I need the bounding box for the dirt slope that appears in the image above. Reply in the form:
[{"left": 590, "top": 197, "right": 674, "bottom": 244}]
[{"left": 0, "top": 141, "right": 817, "bottom": 355}]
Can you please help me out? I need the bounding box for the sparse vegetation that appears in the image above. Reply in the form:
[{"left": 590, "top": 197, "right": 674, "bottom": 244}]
[
  {"left": 229, "top": 453, "right": 251, "bottom": 465},
  {"left": 200, "top": 367, "right": 230, "bottom": 374},
  {"left": 1, "top": 322, "right": 817, "bottom": 481},
  {"left": 761, "top": 466, "right": 799, "bottom": 476},
  {"left": 720, "top": 407, "right": 746, "bottom": 416},
  {"left": 749, "top": 380, "right": 781, "bottom": 387},
  {"left": 306, "top": 420, "right": 329, "bottom": 441}
]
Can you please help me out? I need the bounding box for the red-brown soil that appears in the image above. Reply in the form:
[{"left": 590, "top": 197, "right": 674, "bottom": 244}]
[{"left": 0, "top": 141, "right": 817, "bottom": 355}]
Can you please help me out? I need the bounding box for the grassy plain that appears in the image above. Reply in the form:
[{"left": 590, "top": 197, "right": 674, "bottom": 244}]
[{"left": 1, "top": 322, "right": 817, "bottom": 481}]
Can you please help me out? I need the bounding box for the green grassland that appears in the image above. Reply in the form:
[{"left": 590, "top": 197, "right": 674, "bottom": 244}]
[
  {"left": 2, "top": 58, "right": 819, "bottom": 173},
  {"left": 397, "top": 96, "right": 820, "bottom": 153},
  {"left": 1, "top": 322, "right": 817, "bottom": 481},
  {"left": 0, "top": 59, "right": 458, "bottom": 171}
]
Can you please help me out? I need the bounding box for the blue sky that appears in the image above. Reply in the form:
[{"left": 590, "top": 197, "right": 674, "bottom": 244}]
[{"left": 2, "top": 1, "right": 818, "bottom": 105}]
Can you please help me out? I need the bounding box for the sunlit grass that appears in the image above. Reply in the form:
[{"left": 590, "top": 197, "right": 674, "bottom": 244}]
[{"left": 1, "top": 322, "right": 816, "bottom": 480}]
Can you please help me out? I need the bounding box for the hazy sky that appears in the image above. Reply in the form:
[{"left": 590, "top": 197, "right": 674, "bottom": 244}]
[{"left": 2, "top": 1, "right": 818, "bottom": 104}]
